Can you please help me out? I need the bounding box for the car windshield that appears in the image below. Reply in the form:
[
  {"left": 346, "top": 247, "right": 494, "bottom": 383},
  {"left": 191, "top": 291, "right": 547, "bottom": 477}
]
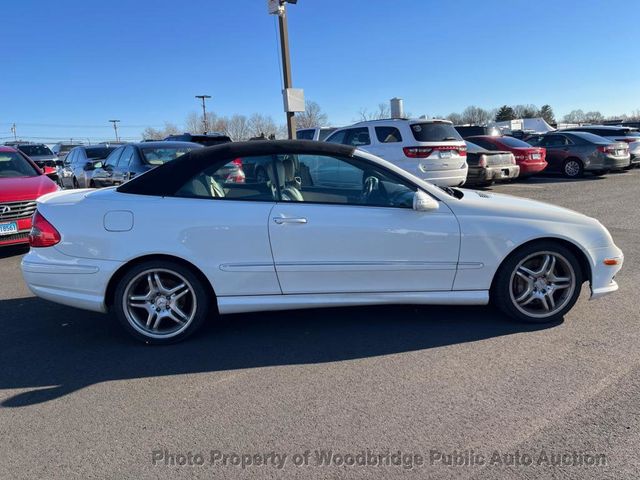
[
  {"left": 141, "top": 146, "right": 198, "bottom": 165},
  {"left": 498, "top": 137, "right": 533, "bottom": 148},
  {"left": 465, "top": 141, "right": 485, "bottom": 153},
  {"left": 0, "top": 151, "right": 40, "bottom": 178},
  {"left": 86, "top": 147, "right": 116, "bottom": 159},
  {"left": 410, "top": 122, "right": 463, "bottom": 142},
  {"left": 17, "top": 145, "right": 54, "bottom": 157}
]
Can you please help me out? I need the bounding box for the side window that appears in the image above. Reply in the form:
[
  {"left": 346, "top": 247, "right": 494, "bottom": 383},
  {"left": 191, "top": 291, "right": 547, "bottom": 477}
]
[
  {"left": 175, "top": 155, "right": 276, "bottom": 202},
  {"left": 117, "top": 146, "right": 135, "bottom": 168},
  {"left": 65, "top": 150, "right": 76, "bottom": 166},
  {"left": 296, "top": 129, "right": 315, "bottom": 140},
  {"left": 325, "top": 130, "right": 347, "bottom": 144},
  {"left": 375, "top": 126, "right": 402, "bottom": 143},
  {"left": 275, "top": 154, "right": 416, "bottom": 209},
  {"left": 105, "top": 147, "right": 123, "bottom": 168},
  {"left": 344, "top": 127, "right": 371, "bottom": 146}
]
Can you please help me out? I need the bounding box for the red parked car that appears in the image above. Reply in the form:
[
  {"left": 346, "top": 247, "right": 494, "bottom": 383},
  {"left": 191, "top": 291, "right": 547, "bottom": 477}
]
[
  {"left": 0, "top": 146, "right": 59, "bottom": 247},
  {"left": 466, "top": 135, "right": 547, "bottom": 177}
]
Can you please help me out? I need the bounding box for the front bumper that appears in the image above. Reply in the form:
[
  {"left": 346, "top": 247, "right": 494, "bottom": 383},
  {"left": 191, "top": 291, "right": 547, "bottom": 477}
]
[
  {"left": 21, "top": 247, "right": 123, "bottom": 313},
  {"left": 588, "top": 244, "right": 624, "bottom": 300}
]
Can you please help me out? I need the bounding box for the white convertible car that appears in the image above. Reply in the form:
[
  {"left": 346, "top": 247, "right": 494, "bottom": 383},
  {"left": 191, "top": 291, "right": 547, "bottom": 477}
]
[{"left": 21, "top": 141, "right": 623, "bottom": 344}]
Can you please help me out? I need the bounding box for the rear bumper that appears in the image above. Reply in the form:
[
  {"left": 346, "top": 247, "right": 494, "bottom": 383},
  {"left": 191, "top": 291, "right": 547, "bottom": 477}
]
[
  {"left": 466, "top": 165, "right": 520, "bottom": 185},
  {"left": 518, "top": 161, "right": 547, "bottom": 176},
  {"left": 21, "top": 247, "right": 123, "bottom": 313},
  {"left": 586, "top": 155, "right": 630, "bottom": 171}
]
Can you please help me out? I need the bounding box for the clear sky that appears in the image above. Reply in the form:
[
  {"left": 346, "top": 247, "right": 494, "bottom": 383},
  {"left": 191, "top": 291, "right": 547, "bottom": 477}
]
[{"left": 2, "top": 0, "right": 639, "bottom": 142}]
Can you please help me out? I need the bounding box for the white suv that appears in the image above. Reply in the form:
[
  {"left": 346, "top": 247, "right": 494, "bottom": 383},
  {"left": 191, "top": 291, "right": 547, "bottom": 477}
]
[{"left": 325, "top": 119, "right": 468, "bottom": 187}]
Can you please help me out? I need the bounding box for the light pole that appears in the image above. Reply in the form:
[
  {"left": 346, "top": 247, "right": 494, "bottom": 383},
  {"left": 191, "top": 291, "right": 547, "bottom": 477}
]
[
  {"left": 269, "top": 0, "right": 304, "bottom": 139},
  {"left": 109, "top": 120, "right": 120, "bottom": 142},
  {"left": 195, "top": 95, "right": 211, "bottom": 133},
  {"left": 10, "top": 123, "right": 17, "bottom": 141}
]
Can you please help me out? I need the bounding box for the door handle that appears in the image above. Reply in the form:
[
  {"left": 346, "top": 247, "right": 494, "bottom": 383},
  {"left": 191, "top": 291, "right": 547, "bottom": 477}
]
[{"left": 273, "top": 217, "right": 308, "bottom": 224}]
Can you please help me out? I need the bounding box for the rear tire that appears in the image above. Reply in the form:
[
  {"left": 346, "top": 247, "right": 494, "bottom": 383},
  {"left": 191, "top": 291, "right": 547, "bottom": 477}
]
[
  {"left": 492, "top": 241, "right": 583, "bottom": 323},
  {"left": 562, "top": 158, "right": 584, "bottom": 178},
  {"left": 113, "top": 260, "right": 210, "bottom": 344}
]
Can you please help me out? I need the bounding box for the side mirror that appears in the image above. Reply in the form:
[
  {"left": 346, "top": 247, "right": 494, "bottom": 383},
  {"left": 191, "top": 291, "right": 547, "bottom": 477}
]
[
  {"left": 413, "top": 190, "right": 439, "bottom": 212},
  {"left": 93, "top": 161, "right": 103, "bottom": 169}
]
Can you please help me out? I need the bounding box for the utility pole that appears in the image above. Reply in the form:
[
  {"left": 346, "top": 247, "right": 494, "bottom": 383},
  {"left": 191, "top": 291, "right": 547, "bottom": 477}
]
[
  {"left": 195, "top": 95, "right": 211, "bottom": 134},
  {"left": 10, "top": 123, "right": 17, "bottom": 141},
  {"left": 269, "top": 0, "right": 304, "bottom": 139},
  {"left": 109, "top": 120, "right": 120, "bottom": 142}
]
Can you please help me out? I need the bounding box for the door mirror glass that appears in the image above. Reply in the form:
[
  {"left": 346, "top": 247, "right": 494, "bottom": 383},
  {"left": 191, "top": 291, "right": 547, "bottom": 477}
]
[
  {"left": 413, "top": 190, "right": 439, "bottom": 212},
  {"left": 93, "top": 161, "right": 103, "bottom": 169}
]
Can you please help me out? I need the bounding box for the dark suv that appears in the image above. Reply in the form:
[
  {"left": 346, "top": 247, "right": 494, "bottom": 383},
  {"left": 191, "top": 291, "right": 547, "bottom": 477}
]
[{"left": 164, "top": 133, "right": 231, "bottom": 147}]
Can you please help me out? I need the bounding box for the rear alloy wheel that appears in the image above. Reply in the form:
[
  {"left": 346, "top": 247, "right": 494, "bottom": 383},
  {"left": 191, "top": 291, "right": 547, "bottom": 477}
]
[
  {"left": 563, "top": 158, "right": 583, "bottom": 178},
  {"left": 493, "top": 242, "right": 582, "bottom": 323},
  {"left": 113, "top": 260, "right": 210, "bottom": 344}
]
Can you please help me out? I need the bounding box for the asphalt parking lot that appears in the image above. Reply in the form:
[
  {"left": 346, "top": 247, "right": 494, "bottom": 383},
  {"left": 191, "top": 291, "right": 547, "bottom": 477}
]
[{"left": 1, "top": 170, "right": 639, "bottom": 479}]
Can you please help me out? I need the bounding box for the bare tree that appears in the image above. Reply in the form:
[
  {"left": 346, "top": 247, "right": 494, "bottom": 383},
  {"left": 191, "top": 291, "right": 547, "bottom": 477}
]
[
  {"left": 445, "top": 112, "right": 464, "bottom": 125},
  {"left": 295, "top": 101, "right": 329, "bottom": 129},
  {"left": 511, "top": 104, "right": 538, "bottom": 119},
  {"left": 141, "top": 122, "right": 181, "bottom": 140},
  {"left": 584, "top": 111, "right": 604, "bottom": 123},
  {"left": 461, "top": 106, "right": 493, "bottom": 125},
  {"left": 357, "top": 103, "right": 391, "bottom": 121},
  {"left": 562, "top": 109, "right": 586, "bottom": 124},
  {"left": 247, "top": 113, "right": 278, "bottom": 139},
  {"left": 184, "top": 111, "right": 203, "bottom": 134},
  {"left": 226, "top": 115, "right": 249, "bottom": 141}
]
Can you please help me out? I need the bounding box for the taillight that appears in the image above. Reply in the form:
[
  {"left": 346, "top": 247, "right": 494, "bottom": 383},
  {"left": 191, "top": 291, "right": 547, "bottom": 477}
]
[
  {"left": 232, "top": 158, "right": 243, "bottom": 167},
  {"left": 403, "top": 145, "right": 466, "bottom": 158},
  {"left": 403, "top": 147, "right": 433, "bottom": 158},
  {"left": 619, "top": 138, "right": 639, "bottom": 144},
  {"left": 597, "top": 145, "right": 623, "bottom": 154},
  {"left": 29, "top": 211, "right": 61, "bottom": 248}
]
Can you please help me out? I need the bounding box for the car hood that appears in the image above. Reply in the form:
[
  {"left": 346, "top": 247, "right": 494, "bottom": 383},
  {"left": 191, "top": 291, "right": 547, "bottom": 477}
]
[
  {"left": 0, "top": 175, "right": 59, "bottom": 202},
  {"left": 445, "top": 188, "right": 599, "bottom": 227}
]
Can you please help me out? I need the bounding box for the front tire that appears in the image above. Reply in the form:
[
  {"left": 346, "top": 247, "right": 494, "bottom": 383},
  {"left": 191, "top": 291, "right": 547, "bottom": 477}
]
[
  {"left": 492, "top": 242, "right": 583, "bottom": 323},
  {"left": 113, "top": 260, "right": 210, "bottom": 344}
]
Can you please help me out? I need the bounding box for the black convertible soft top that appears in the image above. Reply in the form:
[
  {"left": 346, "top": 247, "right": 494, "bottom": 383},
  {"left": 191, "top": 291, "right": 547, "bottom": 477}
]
[{"left": 117, "top": 140, "right": 356, "bottom": 197}]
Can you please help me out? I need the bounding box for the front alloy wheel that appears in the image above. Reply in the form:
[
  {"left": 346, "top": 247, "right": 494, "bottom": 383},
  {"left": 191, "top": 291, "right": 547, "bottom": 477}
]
[
  {"left": 114, "top": 260, "right": 210, "bottom": 344},
  {"left": 493, "top": 242, "right": 582, "bottom": 323}
]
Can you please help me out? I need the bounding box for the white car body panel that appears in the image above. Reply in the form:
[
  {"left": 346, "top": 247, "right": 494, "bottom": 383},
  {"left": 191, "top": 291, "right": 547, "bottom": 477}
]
[{"left": 22, "top": 148, "right": 623, "bottom": 317}]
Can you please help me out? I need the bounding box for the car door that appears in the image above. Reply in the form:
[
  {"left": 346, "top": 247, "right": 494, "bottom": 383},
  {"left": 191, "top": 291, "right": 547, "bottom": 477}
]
[
  {"left": 61, "top": 149, "right": 75, "bottom": 188},
  {"left": 168, "top": 156, "right": 282, "bottom": 296},
  {"left": 94, "top": 147, "right": 122, "bottom": 187},
  {"left": 540, "top": 135, "right": 569, "bottom": 171},
  {"left": 268, "top": 153, "right": 460, "bottom": 294},
  {"left": 112, "top": 146, "right": 135, "bottom": 185}
]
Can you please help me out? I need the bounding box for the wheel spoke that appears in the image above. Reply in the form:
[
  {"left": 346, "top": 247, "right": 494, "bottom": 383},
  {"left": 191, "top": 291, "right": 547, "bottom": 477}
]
[
  {"left": 167, "top": 283, "right": 186, "bottom": 295},
  {"left": 545, "top": 255, "right": 556, "bottom": 277},
  {"left": 518, "top": 266, "right": 536, "bottom": 277},
  {"left": 546, "top": 291, "right": 556, "bottom": 309},
  {"left": 539, "top": 294, "right": 550, "bottom": 311},
  {"left": 154, "top": 273, "right": 168, "bottom": 294},
  {"left": 536, "top": 254, "right": 551, "bottom": 276},
  {"left": 128, "top": 301, "right": 148, "bottom": 309},
  {"left": 168, "top": 309, "right": 187, "bottom": 325},
  {"left": 147, "top": 273, "right": 156, "bottom": 294},
  {"left": 152, "top": 314, "right": 163, "bottom": 330},
  {"left": 146, "top": 310, "right": 157, "bottom": 328},
  {"left": 519, "top": 291, "right": 536, "bottom": 307},
  {"left": 129, "top": 294, "right": 149, "bottom": 302},
  {"left": 515, "top": 283, "right": 533, "bottom": 303}
]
